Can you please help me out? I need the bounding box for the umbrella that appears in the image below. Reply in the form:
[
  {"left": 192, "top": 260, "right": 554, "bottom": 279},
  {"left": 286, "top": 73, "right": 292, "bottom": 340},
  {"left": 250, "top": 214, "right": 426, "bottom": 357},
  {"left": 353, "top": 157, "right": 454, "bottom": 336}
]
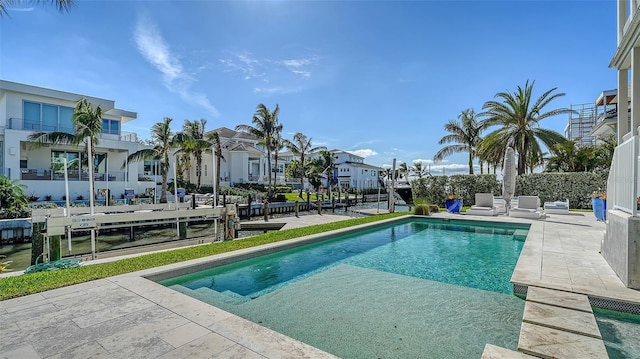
[{"left": 502, "top": 147, "right": 516, "bottom": 212}]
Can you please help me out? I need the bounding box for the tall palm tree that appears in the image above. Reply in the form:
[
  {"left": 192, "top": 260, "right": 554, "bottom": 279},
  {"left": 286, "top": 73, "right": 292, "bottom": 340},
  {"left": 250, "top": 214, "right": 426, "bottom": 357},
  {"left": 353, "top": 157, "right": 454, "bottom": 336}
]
[
  {"left": 271, "top": 131, "right": 284, "bottom": 186},
  {"left": 1, "top": 0, "right": 73, "bottom": 16},
  {"left": 481, "top": 80, "right": 572, "bottom": 175},
  {"left": 29, "top": 97, "right": 104, "bottom": 195},
  {"left": 205, "top": 130, "right": 223, "bottom": 202},
  {"left": 433, "top": 108, "right": 484, "bottom": 174},
  {"left": 398, "top": 162, "right": 410, "bottom": 183},
  {"left": 413, "top": 161, "right": 430, "bottom": 179},
  {"left": 318, "top": 149, "right": 335, "bottom": 190},
  {"left": 236, "top": 104, "right": 283, "bottom": 198},
  {"left": 124, "top": 118, "right": 175, "bottom": 203},
  {"left": 283, "top": 132, "right": 327, "bottom": 197},
  {"left": 174, "top": 119, "right": 210, "bottom": 191}
]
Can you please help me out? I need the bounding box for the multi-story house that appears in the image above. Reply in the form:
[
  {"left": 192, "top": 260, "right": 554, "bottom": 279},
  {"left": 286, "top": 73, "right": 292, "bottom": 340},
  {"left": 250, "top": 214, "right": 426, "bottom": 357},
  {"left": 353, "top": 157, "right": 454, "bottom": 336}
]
[
  {"left": 0, "top": 80, "right": 152, "bottom": 201},
  {"left": 604, "top": 0, "right": 640, "bottom": 289},
  {"left": 330, "top": 150, "right": 383, "bottom": 190}
]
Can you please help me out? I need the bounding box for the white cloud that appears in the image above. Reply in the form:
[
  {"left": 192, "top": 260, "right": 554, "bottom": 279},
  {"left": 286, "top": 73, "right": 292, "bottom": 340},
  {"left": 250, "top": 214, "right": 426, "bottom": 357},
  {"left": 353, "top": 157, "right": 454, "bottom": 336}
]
[
  {"left": 253, "top": 86, "right": 300, "bottom": 95},
  {"left": 134, "top": 15, "right": 220, "bottom": 117},
  {"left": 351, "top": 149, "right": 378, "bottom": 158},
  {"left": 219, "top": 52, "right": 265, "bottom": 80},
  {"left": 279, "top": 57, "right": 316, "bottom": 79}
]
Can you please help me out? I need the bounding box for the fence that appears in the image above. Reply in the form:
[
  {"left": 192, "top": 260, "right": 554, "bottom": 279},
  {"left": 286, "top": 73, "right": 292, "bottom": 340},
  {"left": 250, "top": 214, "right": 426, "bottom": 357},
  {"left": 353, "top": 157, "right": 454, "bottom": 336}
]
[{"left": 607, "top": 135, "right": 639, "bottom": 216}]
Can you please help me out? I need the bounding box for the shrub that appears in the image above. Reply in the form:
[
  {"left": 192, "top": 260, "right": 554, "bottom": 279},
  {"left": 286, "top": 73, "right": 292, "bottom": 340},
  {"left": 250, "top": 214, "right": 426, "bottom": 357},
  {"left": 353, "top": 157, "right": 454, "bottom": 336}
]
[{"left": 414, "top": 204, "right": 431, "bottom": 216}]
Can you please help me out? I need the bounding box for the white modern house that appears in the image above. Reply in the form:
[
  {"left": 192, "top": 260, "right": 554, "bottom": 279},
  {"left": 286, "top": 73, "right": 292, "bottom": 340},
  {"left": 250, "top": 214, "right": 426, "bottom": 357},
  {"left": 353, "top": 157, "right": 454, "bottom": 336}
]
[
  {"left": 0, "top": 80, "right": 155, "bottom": 201},
  {"left": 604, "top": 0, "right": 640, "bottom": 289},
  {"left": 331, "top": 150, "right": 383, "bottom": 190}
]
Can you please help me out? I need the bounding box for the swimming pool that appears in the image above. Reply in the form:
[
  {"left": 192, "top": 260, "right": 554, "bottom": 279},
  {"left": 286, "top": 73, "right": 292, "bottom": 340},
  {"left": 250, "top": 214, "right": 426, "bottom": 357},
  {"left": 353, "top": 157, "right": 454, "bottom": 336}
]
[{"left": 159, "top": 218, "right": 530, "bottom": 358}]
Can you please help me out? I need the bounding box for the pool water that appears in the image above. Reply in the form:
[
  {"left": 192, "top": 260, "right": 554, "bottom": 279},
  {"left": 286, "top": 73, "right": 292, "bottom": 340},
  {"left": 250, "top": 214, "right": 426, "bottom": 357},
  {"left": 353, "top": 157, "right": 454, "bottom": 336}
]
[
  {"left": 596, "top": 308, "right": 640, "bottom": 358},
  {"left": 160, "top": 219, "right": 529, "bottom": 358}
]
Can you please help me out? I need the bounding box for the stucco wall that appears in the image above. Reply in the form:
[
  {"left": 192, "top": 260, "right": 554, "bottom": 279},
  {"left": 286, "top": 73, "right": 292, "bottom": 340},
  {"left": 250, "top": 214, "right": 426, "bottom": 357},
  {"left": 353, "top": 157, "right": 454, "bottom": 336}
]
[{"left": 603, "top": 210, "right": 640, "bottom": 289}]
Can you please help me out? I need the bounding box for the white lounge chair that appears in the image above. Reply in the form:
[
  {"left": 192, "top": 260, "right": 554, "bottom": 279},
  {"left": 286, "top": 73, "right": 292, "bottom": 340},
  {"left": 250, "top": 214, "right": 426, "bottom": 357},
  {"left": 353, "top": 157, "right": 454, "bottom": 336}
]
[
  {"left": 466, "top": 193, "right": 498, "bottom": 216},
  {"left": 509, "top": 195, "right": 545, "bottom": 219},
  {"left": 544, "top": 199, "right": 569, "bottom": 214}
]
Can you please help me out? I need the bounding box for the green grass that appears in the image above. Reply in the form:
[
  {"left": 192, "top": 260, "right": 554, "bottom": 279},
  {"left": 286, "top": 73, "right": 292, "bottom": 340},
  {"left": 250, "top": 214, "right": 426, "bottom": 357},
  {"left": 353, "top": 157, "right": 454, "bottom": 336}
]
[{"left": 0, "top": 212, "right": 407, "bottom": 301}]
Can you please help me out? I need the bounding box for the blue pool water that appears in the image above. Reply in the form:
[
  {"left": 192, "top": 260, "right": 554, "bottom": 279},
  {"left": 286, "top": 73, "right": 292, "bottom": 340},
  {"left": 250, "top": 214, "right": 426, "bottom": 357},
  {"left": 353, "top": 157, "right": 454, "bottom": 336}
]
[{"left": 160, "top": 218, "right": 529, "bottom": 358}]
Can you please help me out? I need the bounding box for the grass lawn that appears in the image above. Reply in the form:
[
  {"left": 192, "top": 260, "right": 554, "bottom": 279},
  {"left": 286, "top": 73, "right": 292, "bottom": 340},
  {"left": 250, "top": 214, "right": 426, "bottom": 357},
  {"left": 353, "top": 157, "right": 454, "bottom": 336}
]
[{"left": 0, "top": 212, "right": 408, "bottom": 301}]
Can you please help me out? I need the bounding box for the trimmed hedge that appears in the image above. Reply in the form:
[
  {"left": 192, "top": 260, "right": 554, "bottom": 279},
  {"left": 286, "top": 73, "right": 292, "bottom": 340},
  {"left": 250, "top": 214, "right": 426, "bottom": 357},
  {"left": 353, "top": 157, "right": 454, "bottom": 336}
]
[{"left": 411, "top": 172, "right": 607, "bottom": 209}]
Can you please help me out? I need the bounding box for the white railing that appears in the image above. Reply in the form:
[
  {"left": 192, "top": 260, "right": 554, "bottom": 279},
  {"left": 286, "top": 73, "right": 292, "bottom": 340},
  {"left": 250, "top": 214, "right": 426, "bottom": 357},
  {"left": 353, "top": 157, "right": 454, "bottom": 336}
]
[{"left": 607, "top": 134, "right": 639, "bottom": 216}]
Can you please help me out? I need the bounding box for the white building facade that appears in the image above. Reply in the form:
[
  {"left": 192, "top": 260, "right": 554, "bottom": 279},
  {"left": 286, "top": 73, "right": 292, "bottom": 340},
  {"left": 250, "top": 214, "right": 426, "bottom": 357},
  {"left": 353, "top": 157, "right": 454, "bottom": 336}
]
[{"left": 0, "top": 80, "right": 150, "bottom": 200}]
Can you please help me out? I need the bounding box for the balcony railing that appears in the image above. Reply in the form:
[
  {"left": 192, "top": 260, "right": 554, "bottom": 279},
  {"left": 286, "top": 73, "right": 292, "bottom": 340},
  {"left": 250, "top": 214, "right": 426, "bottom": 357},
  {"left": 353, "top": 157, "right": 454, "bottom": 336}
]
[
  {"left": 606, "top": 135, "right": 639, "bottom": 216},
  {"left": 7, "top": 118, "right": 138, "bottom": 143},
  {"left": 21, "top": 168, "right": 125, "bottom": 182}
]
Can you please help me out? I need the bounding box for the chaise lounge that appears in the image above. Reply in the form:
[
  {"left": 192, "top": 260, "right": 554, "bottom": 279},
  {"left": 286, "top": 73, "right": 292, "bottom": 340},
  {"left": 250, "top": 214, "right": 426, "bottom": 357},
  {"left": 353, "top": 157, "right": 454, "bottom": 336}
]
[
  {"left": 509, "top": 195, "right": 545, "bottom": 219},
  {"left": 543, "top": 199, "right": 569, "bottom": 214},
  {"left": 465, "top": 193, "right": 498, "bottom": 216}
]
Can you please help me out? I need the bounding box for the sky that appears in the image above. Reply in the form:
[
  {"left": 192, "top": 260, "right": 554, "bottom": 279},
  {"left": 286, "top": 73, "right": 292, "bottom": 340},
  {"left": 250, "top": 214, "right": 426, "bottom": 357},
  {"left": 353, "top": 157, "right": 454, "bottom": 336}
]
[{"left": 0, "top": 0, "right": 619, "bottom": 174}]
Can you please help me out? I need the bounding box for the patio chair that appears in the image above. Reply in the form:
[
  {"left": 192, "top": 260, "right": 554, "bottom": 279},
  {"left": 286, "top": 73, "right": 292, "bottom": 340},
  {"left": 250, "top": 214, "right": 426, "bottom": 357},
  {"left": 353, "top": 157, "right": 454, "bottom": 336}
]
[
  {"left": 465, "top": 193, "right": 498, "bottom": 216},
  {"left": 509, "top": 195, "right": 545, "bottom": 219},
  {"left": 544, "top": 199, "right": 569, "bottom": 214}
]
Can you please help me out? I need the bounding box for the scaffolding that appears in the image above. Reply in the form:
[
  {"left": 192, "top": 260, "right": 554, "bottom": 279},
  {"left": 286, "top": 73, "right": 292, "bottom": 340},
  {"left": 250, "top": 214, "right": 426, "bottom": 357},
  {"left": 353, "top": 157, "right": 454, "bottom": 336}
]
[{"left": 565, "top": 103, "right": 597, "bottom": 147}]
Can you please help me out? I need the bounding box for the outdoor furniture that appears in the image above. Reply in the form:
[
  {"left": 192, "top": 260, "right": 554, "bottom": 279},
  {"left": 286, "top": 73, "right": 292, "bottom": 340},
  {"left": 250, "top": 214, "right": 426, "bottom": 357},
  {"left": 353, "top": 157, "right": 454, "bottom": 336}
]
[
  {"left": 544, "top": 199, "right": 570, "bottom": 214},
  {"left": 466, "top": 193, "right": 498, "bottom": 216},
  {"left": 509, "top": 195, "right": 545, "bottom": 219}
]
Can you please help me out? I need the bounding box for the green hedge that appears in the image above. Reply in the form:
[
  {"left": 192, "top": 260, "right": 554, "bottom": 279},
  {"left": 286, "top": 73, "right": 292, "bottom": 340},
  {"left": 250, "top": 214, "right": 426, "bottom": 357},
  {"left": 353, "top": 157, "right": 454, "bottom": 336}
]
[
  {"left": 411, "top": 172, "right": 607, "bottom": 209},
  {"left": 516, "top": 172, "right": 607, "bottom": 209}
]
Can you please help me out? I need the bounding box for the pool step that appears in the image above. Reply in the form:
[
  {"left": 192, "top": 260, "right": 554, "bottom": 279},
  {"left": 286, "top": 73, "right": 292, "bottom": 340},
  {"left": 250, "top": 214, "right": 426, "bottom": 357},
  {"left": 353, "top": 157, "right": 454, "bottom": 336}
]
[
  {"left": 516, "top": 286, "right": 607, "bottom": 359},
  {"left": 512, "top": 229, "right": 528, "bottom": 241},
  {"left": 481, "top": 344, "right": 536, "bottom": 358}
]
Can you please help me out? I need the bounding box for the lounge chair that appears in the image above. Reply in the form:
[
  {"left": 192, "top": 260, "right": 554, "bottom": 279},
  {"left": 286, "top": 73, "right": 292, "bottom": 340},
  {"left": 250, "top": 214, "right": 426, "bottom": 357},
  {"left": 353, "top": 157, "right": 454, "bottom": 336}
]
[
  {"left": 466, "top": 193, "right": 498, "bottom": 216},
  {"left": 509, "top": 195, "right": 545, "bottom": 219},
  {"left": 544, "top": 199, "right": 569, "bottom": 214}
]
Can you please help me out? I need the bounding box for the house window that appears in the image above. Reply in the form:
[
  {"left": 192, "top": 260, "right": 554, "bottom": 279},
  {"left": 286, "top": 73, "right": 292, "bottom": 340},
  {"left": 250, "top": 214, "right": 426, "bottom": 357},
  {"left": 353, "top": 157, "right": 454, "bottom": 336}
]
[
  {"left": 204, "top": 164, "right": 207, "bottom": 177},
  {"left": 23, "top": 101, "right": 74, "bottom": 132},
  {"left": 102, "top": 119, "right": 121, "bottom": 135}
]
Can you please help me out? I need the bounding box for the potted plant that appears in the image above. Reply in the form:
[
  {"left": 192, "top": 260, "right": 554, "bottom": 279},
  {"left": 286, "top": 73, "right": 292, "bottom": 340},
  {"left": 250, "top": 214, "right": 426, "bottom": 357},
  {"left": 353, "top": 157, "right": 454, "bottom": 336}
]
[
  {"left": 445, "top": 194, "right": 463, "bottom": 213},
  {"left": 591, "top": 192, "right": 606, "bottom": 221}
]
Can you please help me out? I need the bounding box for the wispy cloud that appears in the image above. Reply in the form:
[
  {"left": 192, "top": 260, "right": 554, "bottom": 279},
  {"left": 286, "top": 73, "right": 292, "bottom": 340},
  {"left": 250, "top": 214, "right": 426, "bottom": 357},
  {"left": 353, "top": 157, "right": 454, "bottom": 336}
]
[
  {"left": 351, "top": 149, "right": 378, "bottom": 158},
  {"left": 278, "top": 57, "right": 317, "bottom": 79},
  {"left": 134, "top": 15, "right": 220, "bottom": 117},
  {"left": 253, "top": 86, "right": 300, "bottom": 95},
  {"left": 220, "top": 52, "right": 318, "bottom": 91}
]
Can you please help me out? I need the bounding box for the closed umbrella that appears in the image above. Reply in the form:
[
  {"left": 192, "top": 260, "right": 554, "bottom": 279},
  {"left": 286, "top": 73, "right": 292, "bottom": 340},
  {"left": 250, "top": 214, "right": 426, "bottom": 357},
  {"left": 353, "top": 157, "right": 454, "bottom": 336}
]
[{"left": 502, "top": 147, "right": 516, "bottom": 212}]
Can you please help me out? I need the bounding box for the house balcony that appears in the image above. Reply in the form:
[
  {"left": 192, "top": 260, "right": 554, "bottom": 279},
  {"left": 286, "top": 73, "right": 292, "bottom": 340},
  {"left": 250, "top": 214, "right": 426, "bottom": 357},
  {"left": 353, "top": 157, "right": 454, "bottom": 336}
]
[
  {"left": 6, "top": 118, "right": 138, "bottom": 142},
  {"left": 21, "top": 168, "right": 125, "bottom": 181}
]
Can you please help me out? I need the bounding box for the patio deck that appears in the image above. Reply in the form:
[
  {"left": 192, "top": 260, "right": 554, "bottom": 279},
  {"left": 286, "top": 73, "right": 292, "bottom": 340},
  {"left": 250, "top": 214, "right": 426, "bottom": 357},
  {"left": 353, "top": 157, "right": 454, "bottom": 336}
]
[{"left": 1, "top": 212, "right": 637, "bottom": 358}]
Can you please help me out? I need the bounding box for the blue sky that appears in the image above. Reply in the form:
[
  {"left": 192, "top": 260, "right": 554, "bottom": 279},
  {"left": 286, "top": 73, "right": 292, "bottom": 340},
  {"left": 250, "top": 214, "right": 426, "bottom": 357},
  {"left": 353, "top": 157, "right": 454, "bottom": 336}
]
[{"left": 0, "top": 1, "right": 618, "bottom": 174}]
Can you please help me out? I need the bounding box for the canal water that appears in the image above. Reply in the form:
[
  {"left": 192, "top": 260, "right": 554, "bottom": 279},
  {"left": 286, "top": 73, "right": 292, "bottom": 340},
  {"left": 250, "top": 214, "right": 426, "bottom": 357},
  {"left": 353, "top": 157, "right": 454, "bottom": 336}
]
[{"left": 0, "top": 202, "right": 410, "bottom": 273}]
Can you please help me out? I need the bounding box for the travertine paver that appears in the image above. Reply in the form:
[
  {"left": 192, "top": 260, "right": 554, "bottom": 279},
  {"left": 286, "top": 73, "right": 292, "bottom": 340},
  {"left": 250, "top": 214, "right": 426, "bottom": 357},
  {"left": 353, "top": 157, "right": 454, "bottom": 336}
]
[
  {"left": 518, "top": 322, "right": 608, "bottom": 359},
  {"left": 526, "top": 286, "right": 593, "bottom": 313},
  {"left": 522, "top": 301, "right": 602, "bottom": 339},
  {"left": 481, "top": 344, "right": 536, "bottom": 359}
]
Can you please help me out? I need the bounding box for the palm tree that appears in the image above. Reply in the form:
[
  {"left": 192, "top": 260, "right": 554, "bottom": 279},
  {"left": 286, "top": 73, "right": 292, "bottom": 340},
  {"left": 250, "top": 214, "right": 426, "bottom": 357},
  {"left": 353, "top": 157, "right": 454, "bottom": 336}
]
[
  {"left": 413, "top": 161, "right": 430, "bottom": 179},
  {"left": 1, "top": 0, "right": 73, "bottom": 17},
  {"left": 271, "top": 131, "right": 284, "bottom": 186},
  {"left": 283, "top": 132, "right": 327, "bottom": 197},
  {"left": 205, "top": 130, "right": 223, "bottom": 202},
  {"left": 481, "top": 80, "right": 572, "bottom": 175},
  {"left": 174, "top": 119, "right": 210, "bottom": 191},
  {"left": 398, "top": 162, "right": 410, "bottom": 183},
  {"left": 433, "top": 109, "right": 484, "bottom": 174},
  {"left": 236, "top": 104, "right": 283, "bottom": 198},
  {"left": 0, "top": 176, "right": 28, "bottom": 215},
  {"left": 124, "top": 118, "right": 175, "bottom": 203},
  {"left": 318, "top": 150, "right": 335, "bottom": 191},
  {"left": 29, "top": 97, "right": 103, "bottom": 195}
]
